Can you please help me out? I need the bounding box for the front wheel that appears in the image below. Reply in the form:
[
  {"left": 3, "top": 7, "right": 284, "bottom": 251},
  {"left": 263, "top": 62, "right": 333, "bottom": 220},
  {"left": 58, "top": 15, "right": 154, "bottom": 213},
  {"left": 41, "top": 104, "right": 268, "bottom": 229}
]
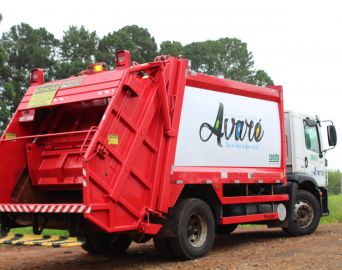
[{"left": 283, "top": 190, "right": 321, "bottom": 236}]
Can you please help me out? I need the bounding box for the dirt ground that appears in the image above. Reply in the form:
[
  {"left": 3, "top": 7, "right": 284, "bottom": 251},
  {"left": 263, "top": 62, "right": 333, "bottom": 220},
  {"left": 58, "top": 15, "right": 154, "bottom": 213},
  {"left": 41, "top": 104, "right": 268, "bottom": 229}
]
[{"left": 0, "top": 223, "right": 341, "bottom": 270}]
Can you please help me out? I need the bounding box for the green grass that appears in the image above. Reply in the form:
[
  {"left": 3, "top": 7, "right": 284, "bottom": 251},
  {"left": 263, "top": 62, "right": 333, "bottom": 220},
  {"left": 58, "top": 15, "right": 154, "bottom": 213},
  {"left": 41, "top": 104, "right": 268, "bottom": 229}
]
[
  {"left": 321, "top": 194, "right": 342, "bottom": 224},
  {"left": 10, "top": 227, "right": 68, "bottom": 237}
]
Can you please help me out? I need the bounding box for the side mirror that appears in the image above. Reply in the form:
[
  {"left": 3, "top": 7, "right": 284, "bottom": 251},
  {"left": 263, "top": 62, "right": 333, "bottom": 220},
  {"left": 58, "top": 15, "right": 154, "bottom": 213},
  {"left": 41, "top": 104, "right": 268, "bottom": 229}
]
[{"left": 327, "top": 125, "right": 337, "bottom": 146}]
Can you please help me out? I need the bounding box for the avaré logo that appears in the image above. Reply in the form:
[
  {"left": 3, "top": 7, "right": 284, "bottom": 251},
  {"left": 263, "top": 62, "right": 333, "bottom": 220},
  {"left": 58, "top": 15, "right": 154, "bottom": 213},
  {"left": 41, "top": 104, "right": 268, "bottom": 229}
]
[{"left": 199, "top": 102, "right": 264, "bottom": 147}]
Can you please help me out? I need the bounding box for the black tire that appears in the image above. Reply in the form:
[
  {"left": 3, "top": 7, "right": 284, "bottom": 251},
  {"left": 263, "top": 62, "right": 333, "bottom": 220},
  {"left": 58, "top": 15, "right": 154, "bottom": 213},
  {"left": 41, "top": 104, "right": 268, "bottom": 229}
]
[
  {"left": 82, "top": 233, "right": 132, "bottom": 255},
  {"left": 283, "top": 190, "right": 320, "bottom": 237},
  {"left": 153, "top": 237, "right": 175, "bottom": 259},
  {"left": 282, "top": 227, "right": 290, "bottom": 235},
  {"left": 216, "top": 224, "right": 238, "bottom": 235},
  {"left": 167, "top": 199, "right": 215, "bottom": 260}
]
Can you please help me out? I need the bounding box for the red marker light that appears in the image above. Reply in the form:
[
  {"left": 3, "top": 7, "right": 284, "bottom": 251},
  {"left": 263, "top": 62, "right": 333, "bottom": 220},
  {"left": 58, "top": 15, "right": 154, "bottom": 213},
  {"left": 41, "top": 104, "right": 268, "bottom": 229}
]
[
  {"left": 30, "top": 68, "right": 44, "bottom": 85},
  {"left": 115, "top": 51, "right": 131, "bottom": 70},
  {"left": 19, "top": 109, "right": 35, "bottom": 122}
]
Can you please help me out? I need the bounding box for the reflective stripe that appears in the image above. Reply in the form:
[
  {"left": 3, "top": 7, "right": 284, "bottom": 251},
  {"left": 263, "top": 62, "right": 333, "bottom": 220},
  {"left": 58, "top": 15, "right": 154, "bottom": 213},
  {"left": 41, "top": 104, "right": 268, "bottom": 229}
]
[
  {"left": 62, "top": 205, "right": 70, "bottom": 213},
  {"left": 17, "top": 205, "right": 23, "bottom": 212},
  {"left": 35, "top": 205, "right": 42, "bottom": 213},
  {"left": 0, "top": 204, "right": 89, "bottom": 213},
  {"left": 55, "top": 205, "right": 63, "bottom": 213},
  {"left": 41, "top": 205, "right": 49, "bottom": 213},
  {"left": 77, "top": 205, "right": 86, "bottom": 213},
  {"left": 70, "top": 205, "right": 78, "bottom": 213}
]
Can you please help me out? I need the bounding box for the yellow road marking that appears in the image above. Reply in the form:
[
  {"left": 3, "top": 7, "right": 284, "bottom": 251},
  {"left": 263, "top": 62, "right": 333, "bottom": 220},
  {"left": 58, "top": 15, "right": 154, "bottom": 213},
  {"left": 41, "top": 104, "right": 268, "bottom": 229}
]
[
  {"left": 0, "top": 234, "right": 22, "bottom": 244},
  {"left": 41, "top": 237, "right": 84, "bottom": 247},
  {"left": 23, "top": 235, "right": 62, "bottom": 246},
  {"left": 10, "top": 235, "right": 48, "bottom": 244},
  {"left": 0, "top": 234, "right": 84, "bottom": 248}
]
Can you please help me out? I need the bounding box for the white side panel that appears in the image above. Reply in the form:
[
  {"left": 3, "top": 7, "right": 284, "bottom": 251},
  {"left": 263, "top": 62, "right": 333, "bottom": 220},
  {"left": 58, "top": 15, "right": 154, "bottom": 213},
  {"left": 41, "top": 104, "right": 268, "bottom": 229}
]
[
  {"left": 174, "top": 86, "right": 281, "bottom": 167},
  {"left": 291, "top": 115, "right": 306, "bottom": 174}
]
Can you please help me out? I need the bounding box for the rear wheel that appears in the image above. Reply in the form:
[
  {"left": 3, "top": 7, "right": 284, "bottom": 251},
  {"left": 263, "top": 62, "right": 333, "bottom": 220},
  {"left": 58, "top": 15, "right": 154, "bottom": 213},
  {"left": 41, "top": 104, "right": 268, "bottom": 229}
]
[
  {"left": 167, "top": 199, "right": 215, "bottom": 260},
  {"left": 82, "top": 233, "right": 132, "bottom": 255},
  {"left": 283, "top": 190, "right": 320, "bottom": 236},
  {"left": 153, "top": 237, "right": 175, "bottom": 259}
]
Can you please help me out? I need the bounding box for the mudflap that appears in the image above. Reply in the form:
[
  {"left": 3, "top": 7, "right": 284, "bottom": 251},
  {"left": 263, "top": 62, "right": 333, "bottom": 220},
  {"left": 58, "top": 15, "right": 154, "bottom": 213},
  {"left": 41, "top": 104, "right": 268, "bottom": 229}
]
[{"left": 288, "top": 182, "right": 298, "bottom": 221}]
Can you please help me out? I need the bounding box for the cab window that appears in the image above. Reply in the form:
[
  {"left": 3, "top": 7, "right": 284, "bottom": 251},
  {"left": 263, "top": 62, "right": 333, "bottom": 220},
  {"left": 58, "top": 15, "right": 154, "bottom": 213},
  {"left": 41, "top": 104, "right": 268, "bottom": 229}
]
[{"left": 304, "top": 122, "right": 320, "bottom": 153}]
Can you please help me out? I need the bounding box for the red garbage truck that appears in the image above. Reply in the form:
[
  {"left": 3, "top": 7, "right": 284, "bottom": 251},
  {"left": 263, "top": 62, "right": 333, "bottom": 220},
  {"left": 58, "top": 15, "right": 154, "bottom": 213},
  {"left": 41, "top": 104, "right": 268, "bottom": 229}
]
[{"left": 0, "top": 51, "right": 337, "bottom": 259}]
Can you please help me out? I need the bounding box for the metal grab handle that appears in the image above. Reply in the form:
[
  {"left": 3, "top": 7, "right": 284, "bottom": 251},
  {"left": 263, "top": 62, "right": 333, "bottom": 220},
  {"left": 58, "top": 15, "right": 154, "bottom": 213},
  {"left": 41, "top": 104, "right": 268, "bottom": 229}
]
[
  {"left": 80, "top": 126, "right": 98, "bottom": 154},
  {"left": 0, "top": 129, "right": 95, "bottom": 143}
]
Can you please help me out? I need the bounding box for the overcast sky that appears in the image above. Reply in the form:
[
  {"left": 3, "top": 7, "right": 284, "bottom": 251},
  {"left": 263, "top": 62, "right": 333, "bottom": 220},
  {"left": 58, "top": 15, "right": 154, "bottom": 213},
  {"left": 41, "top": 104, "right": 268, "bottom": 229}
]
[{"left": 1, "top": 0, "right": 341, "bottom": 169}]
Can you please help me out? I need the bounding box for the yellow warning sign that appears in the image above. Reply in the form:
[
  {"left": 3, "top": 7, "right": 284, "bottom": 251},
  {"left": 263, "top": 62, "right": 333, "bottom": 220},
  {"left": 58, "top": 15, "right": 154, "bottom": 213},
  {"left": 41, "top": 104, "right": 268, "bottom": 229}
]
[
  {"left": 28, "top": 83, "right": 60, "bottom": 108},
  {"left": 108, "top": 134, "right": 119, "bottom": 145},
  {"left": 5, "top": 132, "right": 16, "bottom": 140}
]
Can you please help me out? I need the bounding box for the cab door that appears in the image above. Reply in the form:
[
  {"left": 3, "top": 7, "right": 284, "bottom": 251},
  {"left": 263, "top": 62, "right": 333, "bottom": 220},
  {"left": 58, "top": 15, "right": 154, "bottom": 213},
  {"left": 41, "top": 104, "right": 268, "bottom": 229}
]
[{"left": 303, "top": 119, "right": 326, "bottom": 187}]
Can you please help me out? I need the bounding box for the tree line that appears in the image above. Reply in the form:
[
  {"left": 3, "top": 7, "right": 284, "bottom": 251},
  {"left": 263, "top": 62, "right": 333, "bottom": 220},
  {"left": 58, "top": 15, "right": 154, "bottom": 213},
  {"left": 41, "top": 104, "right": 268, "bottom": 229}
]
[{"left": 0, "top": 23, "right": 273, "bottom": 132}]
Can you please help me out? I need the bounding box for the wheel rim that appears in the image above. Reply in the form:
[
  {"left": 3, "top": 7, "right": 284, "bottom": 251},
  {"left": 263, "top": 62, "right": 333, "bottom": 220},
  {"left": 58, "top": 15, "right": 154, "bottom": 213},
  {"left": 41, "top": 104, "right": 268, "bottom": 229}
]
[
  {"left": 187, "top": 213, "right": 207, "bottom": 248},
  {"left": 294, "top": 200, "right": 314, "bottom": 228}
]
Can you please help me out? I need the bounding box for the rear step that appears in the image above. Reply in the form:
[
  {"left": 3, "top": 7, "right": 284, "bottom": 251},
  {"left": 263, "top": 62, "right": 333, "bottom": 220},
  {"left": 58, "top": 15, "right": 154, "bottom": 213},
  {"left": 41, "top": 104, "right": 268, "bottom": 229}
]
[
  {"left": 0, "top": 233, "right": 85, "bottom": 248},
  {"left": 0, "top": 204, "right": 91, "bottom": 214}
]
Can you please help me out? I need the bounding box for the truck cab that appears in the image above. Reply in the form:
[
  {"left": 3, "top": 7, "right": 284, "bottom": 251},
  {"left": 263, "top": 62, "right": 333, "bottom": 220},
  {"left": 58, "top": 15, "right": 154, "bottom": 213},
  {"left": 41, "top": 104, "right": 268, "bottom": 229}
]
[{"left": 284, "top": 111, "right": 337, "bottom": 215}]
